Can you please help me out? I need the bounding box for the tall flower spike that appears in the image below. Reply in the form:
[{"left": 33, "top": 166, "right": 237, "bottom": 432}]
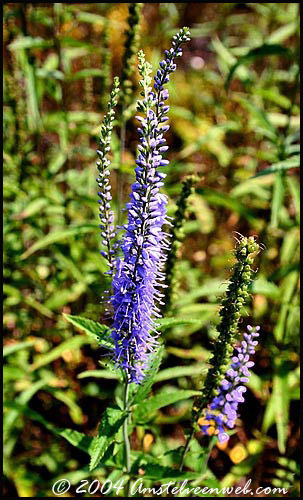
[
  {"left": 110, "top": 28, "right": 191, "bottom": 383},
  {"left": 199, "top": 325, "right": 260, "bottom": 443},
  {"left": 193, "top": 236, "right": 260, "bottom": 419},
  {"left": 96, "top": 76, "right": 120, "bottom": 274},
  {"left": 163, "top": 175, "right": 199, "bottom": 314},
  {"left": 120, "top": 3, "right": 143, "bottom": 111}
]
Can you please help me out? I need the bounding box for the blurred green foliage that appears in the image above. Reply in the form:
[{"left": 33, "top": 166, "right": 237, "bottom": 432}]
[{"left": 3, "top": 3, "right": 300, "bottom": 497}]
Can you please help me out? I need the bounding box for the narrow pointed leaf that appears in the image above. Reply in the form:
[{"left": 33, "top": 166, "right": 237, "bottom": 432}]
[
  {"left": 89, "top": 405, "right": 126, "bottom": 471},
  {"left": 63, "top": 314, "right": 113, "bottom": 348}
]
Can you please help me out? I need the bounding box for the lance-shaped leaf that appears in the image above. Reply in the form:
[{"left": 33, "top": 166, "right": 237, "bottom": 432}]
[
  {"left": 132, "top": 345, "right": 164, "bottom": 404},
  {"left": 225, "top": 43, "right": 292, "bottom": 89},
  {"left": 63, "top": 313, "right": 113, "bottom": 349},
  {"left": 254, "top": 155, "right": 300, "bottom": 178},
  {"left": 134, "top": 390, "right": 200, "bottom": 423},
  {"left": 89, "top": 405, "right": 127, "bottom": 471}
]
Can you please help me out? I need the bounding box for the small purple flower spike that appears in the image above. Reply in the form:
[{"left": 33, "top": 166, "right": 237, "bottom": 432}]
[{"left": 200, "top": 325, "right": 260, "bottom": 442}]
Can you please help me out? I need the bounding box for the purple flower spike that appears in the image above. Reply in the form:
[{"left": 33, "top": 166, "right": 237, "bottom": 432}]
[
  {"left": 110, "top": 29, "right": 191, "bottom": 383},
  {"left": 200, "top": 326, "right": 260, "bottom": 442}
]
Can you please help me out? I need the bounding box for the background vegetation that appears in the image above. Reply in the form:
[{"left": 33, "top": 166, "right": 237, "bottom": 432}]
[{"left": 3, "top": 3, "right": 300, "bottom": 497}]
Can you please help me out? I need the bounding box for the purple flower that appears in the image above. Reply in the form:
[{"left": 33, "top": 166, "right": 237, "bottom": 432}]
[
  {"left": 110, "top": 28, "right": 190, "bottom": 383},
  {"left": 200, "top": 325, "right": 260, "bottom": 442}
]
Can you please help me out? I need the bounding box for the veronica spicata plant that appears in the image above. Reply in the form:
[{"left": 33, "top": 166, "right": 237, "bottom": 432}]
[{"left": 62, "top": 27, "right": 262, "bottom": 489}]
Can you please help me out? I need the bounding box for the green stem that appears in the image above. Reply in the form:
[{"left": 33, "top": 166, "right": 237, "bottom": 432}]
[
  {"left": 123, "top": 380, "right": 131, "bottom": 474},
  {"left": 179, "top": 428, "right": 194, "bottom": 471},
  {"left": 123, "top": 379, "right": 132, "bottom": 496}
]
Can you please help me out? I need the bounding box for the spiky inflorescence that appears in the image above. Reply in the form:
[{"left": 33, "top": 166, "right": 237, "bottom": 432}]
[
  {"left": 110, "top": 28, "right": 191, "bottom": 383},
  {"left": 120, "top": 3, "right": 143, "bottom": 111},
  {"left": 199, "top": 325, "right": 260, "bottom": 443},
  {"left": 163, "top": 175, "right": 199, "bottom": 314},
  {"left": 96, "top": 77, "right": 120, "bottom": 274},
  {"left": 193, "top": 236, "right": 260, "bottom": 418}
]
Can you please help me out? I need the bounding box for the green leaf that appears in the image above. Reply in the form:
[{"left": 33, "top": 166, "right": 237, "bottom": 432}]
[
  {"left": 44, "top": 283, "right": 86, "bottom": 310},
  {"left": 4, "top": 380, "right": 48, "bottom": 442},
  {"left": 9, "top": 36, "right": 53, "bottom": 51},
  {"left": 155, "top": 364, "right": 204, "bottom": 383},
  {"left": 68, "top": 68, "right": 105, "bottom": 81},
  {"left": 58, "top": 428, "right": 94, "bottom": 454},
  {"left": 89, "top": 405, "right": 126, "bottom": 471},
  {"left": 76, "top": 12, "right": 106, "bottom": 25},
  {"left": 48, "top": 150, "right": 67, "bottom": 175},
  {"left": 287, "top": 177, "right": 300, "bottom": 222},
  {"left": 17, "top": 198, "right": 48, "bottom": 219},
  {"left": 18, "top": 49, "right": 42, "bottom": 132},
  {"left": 212, "top": 37, "right": 250, "bottom": 82},
  {"left": 3, "top": 340, "right": 35, "bottom": 357},
  {"left": 270, "top": 173, "right": 285, "bottom": 229},
  {"left": 247, "top": 372, "right": 263, "bottom": 398},
  {"left": 196, "top": 188, "right": 262, "bottom": 229},
  {"left": 3, "top": 284, "right": 54, "bottom": 318},
  {"left": 63, "top": 314, "right": 113, "bottom": 348},
  {"left": 262, "top": 392, "right": 275, "bottom": 434},
  {"left": 21, "top": 224, "right": 98, "bottom": 259},
  {"left": 3, "top": 402, "right": 94, "bottom": 454},
  {"left": 254, "top": 88, "right": 291, "bottom": 110},
  {"left": 134, "top": 390, "right": 200, "bottom": 423},
  {"left": 36, "top": 68, "right": 64, "bottom": 80},
  {"left": 267, "top": 21, "right": 299, "bottom": 44},
  {"left": 249, "top": 277, "right": 280, "bottom": 299},
  {"left": 225, "top": 44, "right": 292, "bottom": 89},
  {"left": 273, "top": 365, "right": 289, "bottom": 454},
  {"left": 141, "top": 463, "right": 200, "bottom": 481},
  {"left": 274, "top": 271, "right": 298, "bottom": 342},
  {"left": 133, "top": 346, "right": 164, "bottom": 404},
  {"left": 280, "top": 228, "right": 300, "bottom": 266},
  {"left": 254, "top": 155, "right": 300, "bottom": 177},
  {"left": 174, "top": 279, "right": 226, "bottom": 307},
  {"left": 30, "top": 335, "right": 89, "bottom": 371},
  {"left": 78, "top": 370, "right": 118, "bottom": 380},
  {"left": 238, "top": 97, "right": 277, "bottom": 141},
  {"left": 51, "top": 389, "right": 83, "bottom": 425},
  {"left": 156, "top": 317, "right": 205, "bottom": 331},
  {"left": 231, "top": 176, "right": 272, "bottom": 200}
]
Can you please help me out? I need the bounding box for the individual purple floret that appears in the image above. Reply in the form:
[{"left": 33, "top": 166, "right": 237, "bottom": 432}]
[
  {"left": 200, "top": 325, "right": 260, "bottom": 443},
  {"left": 110, "top": 28, "right": 190, "bottom": 383}
]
